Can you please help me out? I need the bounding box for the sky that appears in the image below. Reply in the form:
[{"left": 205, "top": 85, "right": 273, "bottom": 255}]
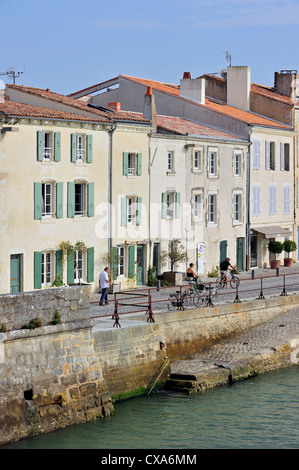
[{"left": 1, "top": 0, "right": 299, "bottom": 95}]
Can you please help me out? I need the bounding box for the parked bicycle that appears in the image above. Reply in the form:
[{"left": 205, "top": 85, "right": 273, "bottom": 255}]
[
  {"left": 216, "top": 270, "right": 240, "bottom": 289},
  {"left": 193, "top": 283, "right": 219, "bottom": 307}
]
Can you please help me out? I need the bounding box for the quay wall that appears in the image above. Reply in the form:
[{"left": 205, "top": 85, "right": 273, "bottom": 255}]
[{"left": 0, "top": 287, "right": 113, "bottom": 446}]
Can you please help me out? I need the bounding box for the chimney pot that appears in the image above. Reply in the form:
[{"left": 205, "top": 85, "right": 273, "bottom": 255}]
[
  {"left": 145, "top": 86, "right": 152, "bottom": 96},
  {"left": 183, "top": 72, "right": 191, "bottom": 79},
  {"left": 108, "top": 102, "right": 121, "bottom": 110}
]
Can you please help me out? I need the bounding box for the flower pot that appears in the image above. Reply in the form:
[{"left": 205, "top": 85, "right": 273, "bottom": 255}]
[
  {"left": 284, "top": 258, "right": 293, "bottom": 267},
  {"left": 270, "top": 260, "right": 280, "bottom": 269}
]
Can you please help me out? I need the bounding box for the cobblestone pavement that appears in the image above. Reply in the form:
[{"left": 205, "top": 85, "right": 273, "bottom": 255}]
[{"left": 90, "top": 264, "right": 299, "bottom": 323}]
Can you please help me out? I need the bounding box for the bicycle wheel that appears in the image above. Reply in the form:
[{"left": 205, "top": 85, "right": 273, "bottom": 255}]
[
  {"left": 210, "top": 293, "right": 219, "bottom": 306},
  {"left": 193, "top": 293, "right": 208, "bottom": 308},
  {"left": 230, "top": 276, "right": 240, "bottom": 289},
  {"left": 216, "top": 277, "right": 224, "bottom": 289},
  {"left": 182, "top": 290, "right": 193, "bottom": 308},
  {"left": 168, "top": 296, "right": 177, "bottom": 311}
]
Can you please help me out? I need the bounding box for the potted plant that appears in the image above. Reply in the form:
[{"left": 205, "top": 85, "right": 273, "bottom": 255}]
[
  {"left": 283, "top": 240, "right": 297, "bottom": 267},
  {"left": 159, "top": 239, "right": 188, "bottom": 285},
  {"left": 267, "top": 240, "right": 284, "bottom": 269}
]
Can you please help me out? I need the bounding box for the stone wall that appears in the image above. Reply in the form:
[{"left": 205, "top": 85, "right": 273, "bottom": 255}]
[{"left": 0, "top": 287, "right": 113, "bottom": 446}]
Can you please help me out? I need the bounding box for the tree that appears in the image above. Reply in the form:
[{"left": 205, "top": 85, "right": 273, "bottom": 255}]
[
  {"left": 102, "top": 248, "right": 120, "bottom": 282},
  {"left": 160, "top": 239, "right": 188, "bottom": 272},
  {"left": 283, "top": 240, "right": 297, "bottom": 259},
  {"left": 267, "top": 241, "right": 283, "bottom": 260}
]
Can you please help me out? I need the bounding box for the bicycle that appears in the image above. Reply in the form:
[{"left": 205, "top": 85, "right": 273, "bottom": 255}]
[
  {"left": 168, "top": 285, "right": 197, "bottom": 311},
  {"left": 216, "top": 270, "right": 240, "bottom": 289},
  {"left": 193, "top": 284, "right": 219, "bottom": 307}
]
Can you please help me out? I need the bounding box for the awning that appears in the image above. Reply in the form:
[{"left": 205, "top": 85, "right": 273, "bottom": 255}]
[{"left": 253, "top": 226, "right": 292, "bottom": 238}]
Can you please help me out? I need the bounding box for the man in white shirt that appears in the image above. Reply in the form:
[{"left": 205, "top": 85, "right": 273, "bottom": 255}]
[{"left": 99, "top": 267, "right": 112, "bottom": 306}]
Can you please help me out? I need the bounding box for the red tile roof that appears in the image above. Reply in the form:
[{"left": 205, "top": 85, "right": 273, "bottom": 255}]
[{"left": 6, "top": 84, "right": 150, "bottom": 124}]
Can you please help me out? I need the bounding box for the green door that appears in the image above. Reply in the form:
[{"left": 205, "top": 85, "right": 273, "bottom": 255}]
[
  {"left": 136, "top": 245, "right": 144, "bottom": 285},
  {"left": 236, "top": 237, "right": 244, "bottom": 271},
  {"left": 219, "top": 240, "right": 227, "bottom": 264},
  {"left": 10, "top": 254, "right": 21, "bottom": 293}
]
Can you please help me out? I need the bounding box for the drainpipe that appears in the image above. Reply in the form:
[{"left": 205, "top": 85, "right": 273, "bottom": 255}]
[
  {"left": 246, "top": 127, "right": 253, "bottom": 270},
  {"left": 108, "top": 125, "right": 117, "bottom": 255}
]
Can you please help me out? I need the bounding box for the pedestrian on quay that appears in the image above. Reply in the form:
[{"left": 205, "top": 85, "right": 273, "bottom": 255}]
[{"left": 99, "top": 267, "right": 112, "bottom": 306}]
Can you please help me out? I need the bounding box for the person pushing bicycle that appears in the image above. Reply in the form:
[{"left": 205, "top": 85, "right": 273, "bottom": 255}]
[{"left": 220, "top": 257, "right": 237, "bottom": 288}]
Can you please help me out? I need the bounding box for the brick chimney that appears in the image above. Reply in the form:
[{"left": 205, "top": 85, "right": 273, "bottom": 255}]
[
  {"left": 227, "top": 66, "right": 251, "bottom": 111},
  {"left": 143, "top": 87, "right": 157, "bottom": 132},
  {"left": 108, "top": 102, "right": 121, "bottom": 110},
  {"left": 274, "top": 70, "right": 299, "bottom": 98},
  {"left": 180, "top": 72, "right": 205, "bottom": 104}
]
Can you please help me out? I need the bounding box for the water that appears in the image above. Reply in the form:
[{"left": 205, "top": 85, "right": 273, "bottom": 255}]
[{"left": 3, "top": 366, "right": 299, "bottom": 449}]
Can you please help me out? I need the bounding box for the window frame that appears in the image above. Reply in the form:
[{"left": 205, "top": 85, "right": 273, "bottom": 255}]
[
  {"left": 208, "top": 148, "right": 218, "bottom": 177},
  {"left": 233, "top": 193, "right": 242, "bottom": 223},
  {"left": 41, "top": 251, "right": 53, "bottom": 286},
  {"left": 74, "top": 249, "right": 84, "bottom": 284},
  {"left": 42, "top": 182, "right": 54, "bottom": 218},
  {"left": 118, "top": 246, "right": 125, "bottom": 277},
  {"left": 193, "top": 193, "right": 202, "bottom": 219},
  {"left": 208, "top": 194, "right": 217, "bottom": 224},
  {"left": 234, "top": 151, "right": 243, "bottom": 177},
  {"left": 74, "top": 182, "right": 86, "bottom": 217},
  {"left": 167, "top": 151, "right": 175, "bottom": 173}
]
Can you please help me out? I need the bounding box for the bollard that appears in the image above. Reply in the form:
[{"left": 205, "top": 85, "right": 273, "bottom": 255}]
[
  {"left": 156, "top": 280, "right": 161, "bottom": 291},
  {"left": 276, "top": 267, "right": 280, "bottom": 276},
  {"left": 251, "top": 269, "right": 255, "bottom": 279}
]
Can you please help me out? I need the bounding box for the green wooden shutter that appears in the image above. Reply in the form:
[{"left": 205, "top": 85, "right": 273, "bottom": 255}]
[
  {"left": 87, "top": 182, "right": 94, "bottom": 217},
  {"left": 67, "top": 182, "right": 75, "bottom": 218},
  {"left": 37, "top": 131, "right": 43, "bottom": 161},
  {"left": 137, "top": 153, "right": 142, "bottom": 175},
  {"left": 175, "top": 192, "right": 181, "bottom": 218},
  {"left": 123, "top": 152, "right": 129, "bottom": 176},
  {"left": 67, "top": 250, "right": 74, "bottom": 285},
  {"left": 56, "top": 249, "right": 63, "bottom": 280},
  {"left": 71, "top": 133, "right": 77, "bottom": 162},
  {"left": 136, "top": 197, "right": 142, "bottom": 226},
  {"left": 54, "top": 132, "right": 61, "bottom": 162},
  {"left": 86, "top": 135, "right": 93, "bottom": 163},
  {"left": 56, "top": 182, "right": 63, "bottom": 219},
  {"left": 161, "top": 192, "right": 167, "bottom": 219},
  {"left": 34, "top": 251, "right": 42, "bottom": 289},
  {"left": 121, "top": 197, "right": 127, "bottom": 226},
  {"left": 34, "top": 182, "right": 42, "bottom": 220},
  {"left": 87, "top": 247, "right": 94, "bottom": 282},
  {"left": 128, "top": 245, "right": 135, "bottom": 277}
]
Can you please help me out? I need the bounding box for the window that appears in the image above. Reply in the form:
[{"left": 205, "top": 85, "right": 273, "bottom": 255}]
[
  {"left": 75, "top": 183, "right": 85, "bottom": 216},
  {"left": 208, "top": 149, "right": 218, "bottom": 176},
  {"left": 265, "top": 141, "right": 276, "bottom": 170},
  {"left": 123, "top": 152, "right": 142, "bottom": 176},
  {"left": 233, "top": 194, "right": 242, "bottom": 222},
  {"left": 42, "top": 183, "right": 53, "bottom": 217},
  {"left": 280, "top": 143, "right": 290, "bottom": 171},
  {"left": 67, "top": 182, "right": 94, "bottom": 218},
  {"left": 193, "top": 148, "right": 203, "bottom": 171},
  {"left": 193, "top": 194, "right": 202, "bottom": 219},
  {"left": 37, "top": 131, "right": 61, "bottom": 162},
  {"left": 283, "top": 184, "right": 291, "bottom": 214},
  {"left": 41, "top": 252, "right": 52, "bottom": 286},
  {"left": 167, "top": 151, "right": 174, "bottom": 172},
  {"left": 166, "top": 193, "right": 174, "bottom": 218},
  {"left": 161, "top": 192, "right": 181, "bottom": 219},
  {"left": 74, "top": 250, "right": 84, "bottom": 283},
  {"left": 252, "top": 185, "right": 261, "bottom": 216},
  {"left": 118, "top": 247, "right": 125, "bottom": 276},
  {"left": 121, "top": 196, "right": 142, "bottom": 226},
  {"left": 234, "top": 152, "right": 242, "bottom": 176},
  {"left": 269, "top": 185, "right": 277, "bottom": 215},
  {"left": 253, "top": 139, "right": 261, "bottom": 169},
  {"left": 71, "top": 134, "right": 92, "bottom": 163},
  {"left": 208, "top": 194, "right": 217, "bottom": 223}
]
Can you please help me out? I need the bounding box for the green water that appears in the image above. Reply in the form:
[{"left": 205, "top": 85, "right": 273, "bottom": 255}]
[{"left": 3, "top": 366, "right": 299, "bottom": 450}]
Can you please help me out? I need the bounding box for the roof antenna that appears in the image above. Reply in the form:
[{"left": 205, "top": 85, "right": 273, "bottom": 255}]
[
  {"left": 0, "top": 66, "right": 25, "bottom": 84},
  {"left": 225, "top": 51, "right": 231, "bottom": 66}
]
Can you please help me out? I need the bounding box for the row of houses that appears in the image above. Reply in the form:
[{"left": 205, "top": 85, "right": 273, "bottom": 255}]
[{"left": 0, "top": 66, "right": 298, "bottom": 294}]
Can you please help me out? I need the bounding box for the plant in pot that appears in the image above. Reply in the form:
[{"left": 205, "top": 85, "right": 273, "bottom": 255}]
[
  {"left": 267, "top": 240, "right": 284, "bottom": 269},
  {"left": 159, "top": 239, "right": 188, "bottom": 285},
  {"left": 283, "top": 240, "right": 297, "bottom": 267}
]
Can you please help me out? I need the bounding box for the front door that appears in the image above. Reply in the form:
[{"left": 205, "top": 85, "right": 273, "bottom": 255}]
[
  {"left": 10, "top": 254, "right": 21, "bottom": 293},
  {"left": 219, "top": 240, "right": 227, "bottom": 264},
  {"left": 250, "top": 235, "right": 258, "bottom": 267},
  {"left": 136, "top": 245, "right": 144, "bottom": 285}
]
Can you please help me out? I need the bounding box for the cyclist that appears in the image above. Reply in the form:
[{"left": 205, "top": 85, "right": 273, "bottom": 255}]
[{"left": 220, "top": 257, "right": 237, "bottom": 288}]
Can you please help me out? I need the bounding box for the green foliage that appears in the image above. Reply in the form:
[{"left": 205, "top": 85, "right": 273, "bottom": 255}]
[
  {"left": 51, "top": 310, "right": 62, "bottom": 325},
  {"left": 160, "top": 239, "right": 188, "bottom": 272},
  {"left": 147, "top": 266, "right": 157, "bottom": 286},
  {"left": 24, "top": 318, "right": 42, "bottom": 330},
  {"left": 283, "top": 240, "right": 297, "bottom": 257},
  {"left": 267, "top": 241, "right": 284, "bottom": 260},
  {"left": 52, "top": 275, "right": 64, "bottom": 287},
  {"left": 208, "top": 265, "right": 219, "bottom": 277}
]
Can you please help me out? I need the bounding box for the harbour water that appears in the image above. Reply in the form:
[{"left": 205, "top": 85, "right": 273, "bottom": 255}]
[{"left": 3, "top": 366, "right": 299, "bottom": 449}]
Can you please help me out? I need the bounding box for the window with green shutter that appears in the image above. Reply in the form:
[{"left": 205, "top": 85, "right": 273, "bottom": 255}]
[
  {"left": 161, "top": 192, "right": 167, "bottom": 219},
  {"left": 56, "top": 250, "right": 63, "bottom": 281},
  {"left": 137, "top": 153, "right": 142, "bottom": 175},
  {"left": 86, "top": 135, "right": 93, "bottom": 163},
  {"left": 136, "top": 197, "right": 142, "bottom": 226},
  {"left": 67, "top": 250, "right": 75, "bottom": 285},
  {"left": 87, "top": 247, "right": 94, "bottom": 282},
  {"left": 128, "top": 245, "right": 135, "bottom": 277},
  {"left": 121, "top": 197, "right": 127, "bottom": 226},
  {"left": 87, "top": 182, "right": 94, "bottom": 217},
  {"left": 123, "top": 152, "right": 129, "bottom": 176},
  {"left": 56, "top": 182, "right": 63, "bottom": 218},
  {"left": 34, "top": 251, "right": 42, "bottom": 289},
  {"left": 34, "top": 182, "right": 42, "bottom": 220},
  {"left": 175, "top": 192, "right": 181, "bottom": 218},
  {"left": 71, "top": 133, "right": 77, "bottom": 162},
  {"left": 67, "top": 182, "right": 75, "bottom": 218},
  {"left": 54, "top": 132, "right": 61, "bottom": 162}
]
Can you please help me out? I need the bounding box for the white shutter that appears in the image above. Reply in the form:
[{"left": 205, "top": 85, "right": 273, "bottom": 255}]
[
  {"left": 253, "top": 140, "right": 261, "bottom": 169},
  {"left": 284, "top": 184, "right": 290, "bottom": 214},
  {"left": 253, "top": 185, "right": 261, "bottom": 216},
  {"left": 280, "top": 142, "right": 285, "bottom": 171},
  {"left": 265, "top": 141, "right": 270, "bottom": 170}
]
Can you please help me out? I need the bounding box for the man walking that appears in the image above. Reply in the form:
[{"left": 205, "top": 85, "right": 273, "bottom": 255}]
[{"left": 99, "top": 267, "right": 112, "bottom": 306}]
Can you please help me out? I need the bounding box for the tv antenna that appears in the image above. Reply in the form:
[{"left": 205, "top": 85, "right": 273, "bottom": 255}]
[
  {"left": 225, "top": 51, "right": 231, "bottom": 66},
  {"left": 0, "top": 66, "right": 25, "bottom": 84}
]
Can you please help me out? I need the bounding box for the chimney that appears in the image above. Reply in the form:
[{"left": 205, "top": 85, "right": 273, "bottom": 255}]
[
  {"left": 143, "top": 87, "right": 157, "bottom": 132},
  {"left": 108, "top": 102, "right": 121, "bottom": 110},
  {"left": 227, "top": 66, "right": 251, "bottom": 111},
  {"left": 180, "top": 72, "right": 205, "bottom": 104},
  {"left": 274, "top": 70, "right": 299, "bottom": 98}
]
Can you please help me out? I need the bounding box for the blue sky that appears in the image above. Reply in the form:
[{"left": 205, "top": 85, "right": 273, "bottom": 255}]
[{"left": 1, "top": 0, "right": 299, "bottom": 95}]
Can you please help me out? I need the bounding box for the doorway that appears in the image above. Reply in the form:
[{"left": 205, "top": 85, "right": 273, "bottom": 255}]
[
  {"left": 10, "top": 254, "right": 22, "bottom": 293},
  {"left": 136, "top": 245, "right": 144, "bottom": 285}
]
